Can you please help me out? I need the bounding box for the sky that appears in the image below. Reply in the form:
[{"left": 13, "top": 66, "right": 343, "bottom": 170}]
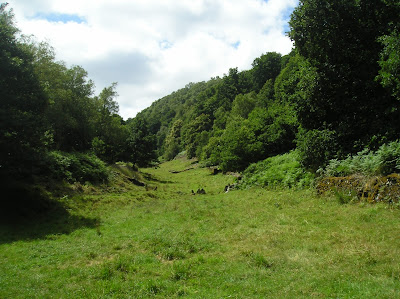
[{"left": 9, "top": 0, "right": 299, "bottom": 119}]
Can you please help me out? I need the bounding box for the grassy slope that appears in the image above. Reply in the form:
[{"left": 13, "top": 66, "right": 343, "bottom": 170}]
[{"left": 1, "top": 158, "right": 400, "bottom": 298}]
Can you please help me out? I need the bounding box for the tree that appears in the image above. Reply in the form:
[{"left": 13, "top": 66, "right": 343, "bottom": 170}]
[
  {"left": 289, "top": 0, "right": 400, "bottom": 162},
  {"left": 0, "top": 4, "right": 48, "bottom": 178},
  {"left": 44, "top": 64, "right": 96, "bottom": 152},
  {"left": 126, "top": 116, "right": 157, "bottom": 166},
  {"left": 378, "top": 31, "right": 400, "bottom": 100},
  {"left": 182, "top": 114, "right": 212, "bottom": 159},
  {"left": 251, "top": 52, "right": 282, "bottom": 92},
  {"left": 274, "top": 54, "right": 303, "bottom": 104},
  {"left": 92, "top": 83, "right": 128, "bottom": 162},
  {"left": 164, "top": 119, "right": 183, "bottom": 160},
  {"left": 248, "top": 103, "right": 298, "bottom": 158},
  {"left": 219, "top": 117, "right": 262, "bottom": 172},
  {"left": 231, "top": 92, "right": 256, "bottom": 119}
]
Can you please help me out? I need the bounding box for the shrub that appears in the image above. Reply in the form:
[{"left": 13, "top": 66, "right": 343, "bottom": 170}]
[
  {"left": 377, "top": 141, "right": 400, "bottom": 175},
  {"left": 240, "top": 150, "right": 314, "bottom": 189},
  {"left": 321, "top": 140, "right": 400, "bottom": 177},
  {"left": 296, "top": 128, "right": 338, "bottom": 171},
  {"left": 46, "top": 151, "right": 109, "bottom": 183},
  {"left": 322, "top": 149, "right": 380, "bottom": 177}
]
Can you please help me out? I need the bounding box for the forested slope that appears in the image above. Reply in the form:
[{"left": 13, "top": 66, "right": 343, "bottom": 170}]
[{"left": 134, "top": 0, "right": 400, "bottom": 175}]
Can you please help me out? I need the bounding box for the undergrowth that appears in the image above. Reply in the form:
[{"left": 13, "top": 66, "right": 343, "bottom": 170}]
[
  {"left": 240, "top": 150, "right": 314, "bottom": 189},
  {"left": 321, "top": 140, "right": 400, "bottom": 177},
  {"left": 45, "top": 151, "right": 110, "bottom": 183}
]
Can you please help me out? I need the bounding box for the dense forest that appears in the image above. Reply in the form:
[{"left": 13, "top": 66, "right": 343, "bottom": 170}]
[
  {"left": 1, "top": 0, "right": 400, "bottom": 204},
  {"left": 136, "top": 0, "right": 400, "bottom": 174}
]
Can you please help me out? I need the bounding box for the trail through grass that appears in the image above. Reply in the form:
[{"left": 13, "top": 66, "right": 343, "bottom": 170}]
[{"left": 1, "top": 157, "right": 400, "bottom": 298}]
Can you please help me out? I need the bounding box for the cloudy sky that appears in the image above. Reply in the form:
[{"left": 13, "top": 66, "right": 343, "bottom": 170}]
[{"left": 9, "top": 0, "right": 299, "bottom": 119}]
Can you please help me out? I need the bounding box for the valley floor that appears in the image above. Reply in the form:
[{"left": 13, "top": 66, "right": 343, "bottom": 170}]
[{"left": 1, "top": 158, "right": 400, "bottom": 298}]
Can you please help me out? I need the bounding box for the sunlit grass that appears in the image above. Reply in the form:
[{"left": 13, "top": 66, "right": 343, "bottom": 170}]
[{"left": 1, "top": 157, "right": 400, "bottom": 298}]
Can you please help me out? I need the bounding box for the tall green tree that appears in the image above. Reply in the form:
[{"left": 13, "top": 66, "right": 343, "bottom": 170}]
[
  {"left": 92, "top": 83, "right": 128, "bottom": 162},
  {"left": 163, "top": 119, "right": 183, "bottom": 160},
  {"left": 44, "top": 64, "right": 96, "bottom": 151},
  {"left": 182, "top": 114, "right": 212, "bottom": 159},
  {"left": 0, "top": 4, "right": 48, "bottom": 178},
  {"left": 126, "top": 116, "right": 157, "bottom": 166},
  {"left": 219, "top": 117, "right": 262, "bottom": 172},
  {"left": 289, "top": 0, "right": 400, "bottom": 166},
  {"left": 251, "top": 52, "right": 282, "bottom": 92}
]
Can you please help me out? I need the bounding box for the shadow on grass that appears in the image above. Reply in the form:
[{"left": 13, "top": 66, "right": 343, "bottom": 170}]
[
  {"left": 0, "top": 182, "right": 100, "bottom": 245},
  {"left": 141, "top": 172, "right": 174, "bottom": 184}
]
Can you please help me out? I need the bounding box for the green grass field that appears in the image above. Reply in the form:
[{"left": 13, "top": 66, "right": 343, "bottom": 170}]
[{"left": 1, "top": 157, "right": 400, "bottom": 298}]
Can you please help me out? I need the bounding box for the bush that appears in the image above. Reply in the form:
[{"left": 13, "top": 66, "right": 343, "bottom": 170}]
[
  {"left": 321, "top": 140, "right": 400, "bottom": 177},
  {"left": 377, "top": 141, "right": 400, "bottom": 175},
  {"left": 46, "top": 151, "right": 109, "bottom": 183},
  {"left": 296, "top": 128, "right": 338, "bottom": 171},
  {"left": 322, "top": 149, "right": 380, "bottom": 177},
  {"left": 240, "top": 151, "right": 314, "bottom": 189}
]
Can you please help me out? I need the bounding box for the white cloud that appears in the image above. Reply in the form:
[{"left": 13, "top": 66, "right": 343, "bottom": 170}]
[{"left": 9, "top": 0, "right": 299, "bottom": 119}]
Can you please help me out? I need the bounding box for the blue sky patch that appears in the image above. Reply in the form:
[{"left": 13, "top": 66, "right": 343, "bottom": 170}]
[
  {"left": 231, "top": 41, "right": 240, "bottom": 49},
  {"left": 32, "top": 12, "right": 86, "bottom": 24},
  {"left": 159, "top": 40, "right": 173, "bottom": 50},
  {"left": 282, "top": 5, "right": 295, "bottom": 33}
]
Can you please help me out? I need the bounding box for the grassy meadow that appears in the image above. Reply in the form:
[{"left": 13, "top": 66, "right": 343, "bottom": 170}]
[{"left": 1, "top": 157, "right": 400, "bottom": 298}]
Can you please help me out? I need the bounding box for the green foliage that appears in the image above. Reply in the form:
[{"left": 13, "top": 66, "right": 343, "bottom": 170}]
[
  {"left": 274, "top": 54, "right": 303, "bottom": 104},
  {"left": 231, "top": 92, "right": 256, "bottom": 119},
  {"left": 378, "top": 31, "right": 400, "bottom": 99},
  {"left": 289, "top": 0, "right": 400, "bottom": 159},
  {"left": 296, "top": 128, "right": 338, "bottom": 171},
  {"left": 164, "top": 119, "right": 183, "bottom": 160},
  {"left": 46, "top": 151, "right": 109, "bottom": 183},
  {"left": 322, "top": 149, "right": 379, "bottom": 177},
  {"left": 133, "top": 51, "right": 287, "bottom": 167},
  {"left": 251, "top": 52, "right": 282, "bottom": 92},
  {"left": 378, "top": 141, "right": 400, "bottom": 175},
  {"left": 249, "top": 102, "right": 298, "bottom": 158},
  {"left": 256, "top": 79, "right": 274, "bottom": 107},
  {"left": 45, "top": 64, "right": 97, "bottom": 152},
  {"left": 126, "top": 116, "right": 157, "bottom": 166},
  {"left": 240, "top": 151, "right": 314, "bottom": 189},
  {"left": 219, "top": 117, "right": 262, "bottom": 172},
  {"left": 322, "top": 141, "right": 400, "bottom": 177},
  {"left": 182, "top": 114, "right": 212, "bottom": 159},
  {"left": 201, "top": 134, "right": 222, "bottom": 165},
  {"left": 92, "top": 83, "right": 128, "bottom": 163},
  {"left": 0, "top": 4, "right": 48, "bottom": 178}
]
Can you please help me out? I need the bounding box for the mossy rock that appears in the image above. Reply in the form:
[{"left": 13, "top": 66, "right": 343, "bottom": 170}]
[
  {"left": 359, "top": 174, "right": 400, "bottom": 203},
  {"left": 317, "top": 174, "right": 400, "bottom": 203},
  {"left": 316, "top": 175, "right": 365, "bottom": 195}
]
